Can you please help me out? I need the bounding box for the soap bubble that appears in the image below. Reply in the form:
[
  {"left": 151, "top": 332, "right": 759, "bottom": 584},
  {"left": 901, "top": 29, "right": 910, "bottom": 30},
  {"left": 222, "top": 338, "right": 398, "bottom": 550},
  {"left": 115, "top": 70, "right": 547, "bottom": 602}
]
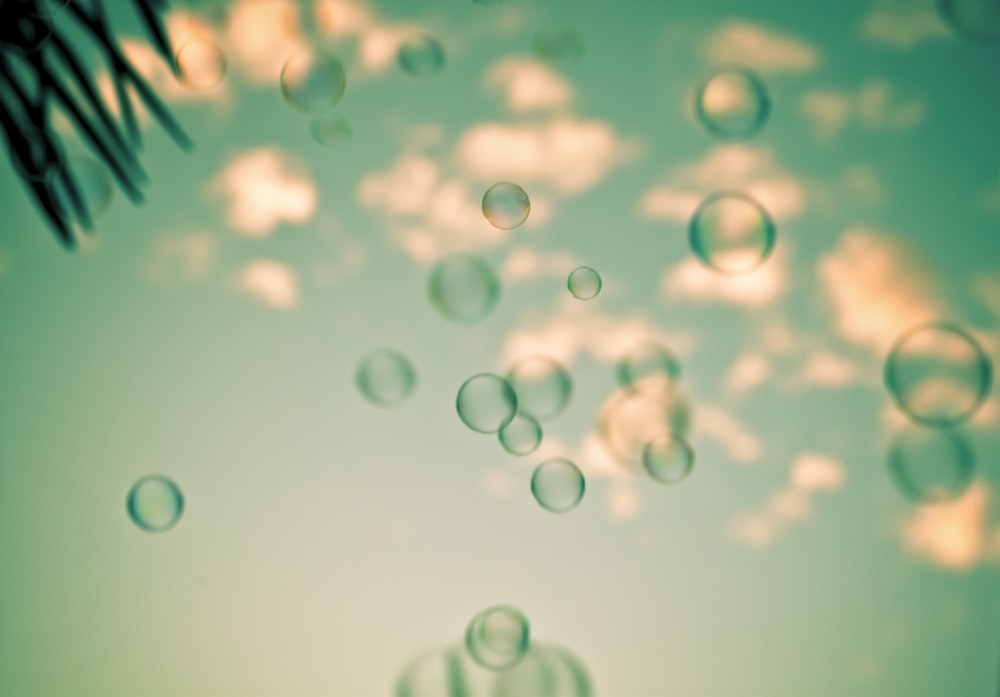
[
  {"left": 534, "top": 26, "right": 584, "bottom": 64},
  {"left": 531, "top": 457, "right": 585, "bottom": 513},
  {"left": 465, "top": 605, "right": 531, "bottom": 671},
  {"left": 567, "top": 266, "right": 602, "bottom": 300},
  {"left": 938, "top": 0, "right": 1000, "bottom": 42},
  {"left": 483, "top": 182, "right": 530, "bottom": 230},
  {"left": 884, "top": 320, "right": 993, "bottom": 429},
  {"left": 395, "top": 647, "right": 471, "bottom": 697},
  {"left": 693, "top": 65, "right": 770, "bottom": 142},
  {"left": 428, "top": 253, "right": 500, "bottom": 324},
  {"left": 127, "top": 475, "right": 184, "bottom": 533},
  {"left": 356, "top": 350, "right": 417, "bottom": 407},
  {"left": 310, "top": 112, "right": 353, "bottom": 147},
  {"left": 457, "top": 373, "right": 517, "bottom": 434},
  {"left": 498, "top": 412, "right": 543, "bottom": 456},
  {"left": 688, "top": 190, "right": 776, "bottom": 275},
  {"left": 398, "top": 35, "right": 446, "bottom": 77},
  {"left": 597, "top": 379, "right": 692, "bottom": 470},
  {"left": 887, "top": 425, "right": 975, "bottom": 504},
  {"left": 175, "top": 39, "right": 226, "bottom": 90},
  {"left": 615, "top": 342, "right": 681, "bottom": 393},
  {"left": 642, "top": 433, "right": 695, "bottom": 484},
  {"left": 280, "top": 50, "right": 346, "bottom": 114},
  {"left": 506, "top": 355, "right": 573, "bottom": 421}
]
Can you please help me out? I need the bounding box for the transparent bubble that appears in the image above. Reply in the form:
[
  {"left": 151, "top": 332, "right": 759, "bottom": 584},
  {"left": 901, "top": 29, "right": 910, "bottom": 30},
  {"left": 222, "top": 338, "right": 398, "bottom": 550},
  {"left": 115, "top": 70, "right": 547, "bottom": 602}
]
[
  {"left": 457, "top": 373, "right": 518, "bottom": 434},
  {"left": 615, "top": 342, "right": 681, "bottom": 393},
  {"left": 938, "top": 0, "right": 1000, "bottom": 42},
  {"left": 395, "top": 647, "right": 472, "bottom": 697},
  {"left": 398, "top": 35, "right": 446, "bottom": 78},
  {"left": 597, "top": 379, "right": 692, "bottom": 470},
  {"left": 531, "top": 457, "right": 585, "bottom": 513},
  {"left": 693, "top": 65, "right": 770, "bottom": 142},
  {"left": 428, "top": 253, "right": 500, "bottom": 324},
  {"left": 498, "top": 412, "right": 543, "bottom": 456},
  {"left": 567, "top": 266, "right": 601, "bottom": 301},
  {"left": 884, "top": 320, "right": 993, "bottom": 429},
  {"left": 544, "top": 645, "right": 593, "bottom": 697},
  {"left": 642, "top": 433, "right": 695, "bottom": 485},
  {"left": 465, "top": 605, "right": 531, "bottom": 671},
  {"left": 482, "top": 182, "right": 530, "bottom": 230},
  {"left": 176, "top": 40, "right": 227, "bottom": 90},
  {"left": 280, "top": 50, "right": 347, "bottom": 114},
  {"left": 505, "top": 355, "right": 572, "bottom": 421},
  {"left": 310, "top": 112, "right": 353, "bottom": 147},
  {"left": 492, "top": 644, "right": 554, "bottom": 697},
  {"left": 356, "top": 349, "right": 417, "bottom": 407},
  {"left": 688, "top": 190, "right": 776, "bottom": 275},
  {"left": 32, "top": 0, "right": 71, "bottom": 17},
  {"left": 887, "top": 425, "right": 975, "bottom": 504},
  {"left": 127, "top": 475, "right": 184, "bottom": 533},
  {"left": 534, "top": 26, "right": 584, "bottom": 64},
  {"left": 53, "top": 156, "right": 114, "bottom": 227}
]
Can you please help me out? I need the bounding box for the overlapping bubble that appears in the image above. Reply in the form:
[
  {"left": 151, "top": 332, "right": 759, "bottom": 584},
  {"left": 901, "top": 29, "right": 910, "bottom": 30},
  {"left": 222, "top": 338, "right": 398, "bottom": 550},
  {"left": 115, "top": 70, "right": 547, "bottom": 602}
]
[
  {"left": 457, "top": 373, "right": 518, "bottom": 434},
  {"left": 499, "top": 412, "right": 543, "bottom": 456},
  {"left": 615, "top": 342, "right": 681, "bottom": 393},
  {"left": 465, "top": 605, "right": 531, "bottom": 670},
  {"left": 642, "top": 433, "right": 695, "bottom": 485},
  {"left": 310, "top": 112, "right": 353, "bottom": 147},
  {"left": 127, "top": 475, "right": 184, "bottom": 533}
]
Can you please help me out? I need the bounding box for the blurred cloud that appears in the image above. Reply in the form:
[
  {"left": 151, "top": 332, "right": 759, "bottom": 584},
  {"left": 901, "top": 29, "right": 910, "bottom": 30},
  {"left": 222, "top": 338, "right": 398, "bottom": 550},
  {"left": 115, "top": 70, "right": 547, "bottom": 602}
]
[
  {"left": 485, "top": 57, "right": 574, "bottom": 113},
  {"left": 500, "top": 247, "right": 581, "bottom": 284},
  {"left": 661, "top": 245, "right": 788, "bottom": 308},
  {"left": 695, "top": 404, "right": 763, "bottom": 464},
  {"left": 704, "top": 20, "right": 819, "bottom": 73},
  {"left": 800, "top": 80, "right": 927, "bottom": 139},
  {"left": 725, "top": 353, "right": 772, "bottom": 395},
  {"left": 145, "top": 233, "right": 217, "bottom": 284},
  {"left": 861, "top": 0, "right": 950, "bottom": 48},
  {"left": 237, "top": 260, "right": 299, "bottom": 309},
  {"left": 480, "top": 468, "right": 515, "bottom": 499},
  {"left": 790, "top": 453, "right": 846, "bottom": 491},
  {"left": 792, "top": 349, "right": 863, "bottom": 389},
  {"left": 900, "top": 482, "right": 1000, "bottom": 571},
  {"left": 224, "top": 0, "right": 305, "bottom": 84},
  {"left": 314, "top": 0, "right": 421, "bottom": 75}
]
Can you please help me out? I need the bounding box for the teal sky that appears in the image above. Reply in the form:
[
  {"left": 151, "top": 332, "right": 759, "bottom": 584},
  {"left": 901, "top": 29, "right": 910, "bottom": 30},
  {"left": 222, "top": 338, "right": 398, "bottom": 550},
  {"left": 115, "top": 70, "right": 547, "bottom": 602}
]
[{"left": 1, "top": 0, "right": 1000, "bottom": 695}]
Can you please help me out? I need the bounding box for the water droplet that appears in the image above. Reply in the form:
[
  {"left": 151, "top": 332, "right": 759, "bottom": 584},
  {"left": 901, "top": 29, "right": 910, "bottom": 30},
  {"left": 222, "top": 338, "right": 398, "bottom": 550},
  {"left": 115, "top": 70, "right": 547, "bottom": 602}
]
[
  {"left": 465, "top": 605, "right": 531, "bottom": 671},
  {"left": 457, "top": 373, "right": 517, "bottom": 434},
  {"left": 938, "top": 0, "right": 1000, "bottom": 42},
  {"left": 688, "top": 190, "right": 776, "bottom": 275},
  {"left": 428, "top": 253, "right": 500, "bottom": 323},
  {"left": 531, "top": 457, "right": 585, "bottom": 513},
  {"left": 310, "top": 112, "right": 353, "bottom": 147},
  {"left": 498, "top": 412, "right": 543, "bottom": 456},
  {"left": 642, "top": 433, "right": 695, "bottom": 484},
  {"left": 356, "top": 350, "right": 417, "bottom": 407},
  {"left": 887, "top": 425, "right": 975, "bottom": 504},
  {"left": 505, "top": 355, "right": 572, "bottom": 421},
  {"left": 398, "top": 35, "right": 446, "bottom": 77},
  {"left": 127, "top": 475, "right": 184, "bottom": 533},
  {"left": 567, "top": 266, "right": 601, "bottom": 300},
  {"left": 693, "top": 65, "right": 770, "bottom": 142},
  {"left": 482, "top": 182, "right": 530, "bottom": 230},
  {"left": 280, "top": 50, "right": 346, "bottom": 114},
  {"left": 176, "top": 40, "right": 227, "bottom": 90}
]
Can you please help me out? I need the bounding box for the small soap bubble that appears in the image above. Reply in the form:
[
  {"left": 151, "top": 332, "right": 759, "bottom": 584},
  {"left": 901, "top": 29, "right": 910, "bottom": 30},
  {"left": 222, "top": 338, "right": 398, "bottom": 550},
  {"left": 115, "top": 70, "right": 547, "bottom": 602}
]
[
  {"left": 398, "top": 35, "right": 446, "bottom": 77},
  {"left": 310, "top": 112, "right": 353, "bottom": 147},
  {"left": 127, "top": 475, "right": 184, "bottom": 533},
  {"left": 887, "top": 425, "right": 975, "bottom": 504},
  {"left": 498, "top": 412, "right": 543, "bottom": 456},
  {"left": 884, "top": 320, "right": 993, "bottom": 429},
  {"left": 938, "top": 0, "right": 1000, "bottom": 42},
  {"left": 457, "top": 373, "right": 518, "bottom": 434},
  {"left": 506, "top": 355, "right": 572, "bottom": 421},
  {"left": 567, "top": 266, "right": 601, "bottom": 300},
  {"left": 482, "top": 182, "right": 530, "bottom": 230},
  {"left": 597, "top": 380, "right": 692, "bottom": 470},
  {"left": 176, "top": 39, "right": 227, "bottom": 90},
  {"left": 465, "top": 605, "right": 531, "bottom": 671},
  {"left": 280, "top": 50, "right": 346, "bottom": 114},
  {"left": 428, "top": 253, "right": 500, "bottom": 324},
  {"left": 533, "top": 26, "right": 584, "bottom": 64},
  {"left": 356, "top": 349, "right": 417, "bottom": 407},
  {"left": 642, "top": 433, "right": 695, "bottom": 484},
  {"left": 616, "top": 342, "right": 681, "bottom": 393},
  {"left": 531, "top": 457, "right": 585, "bottom": 513},
  {"left": 694, "top": 65, "right": 770, "bottom": 142},
  {"left": 688, "top": 190, "right": 776, "bottom": 275}
]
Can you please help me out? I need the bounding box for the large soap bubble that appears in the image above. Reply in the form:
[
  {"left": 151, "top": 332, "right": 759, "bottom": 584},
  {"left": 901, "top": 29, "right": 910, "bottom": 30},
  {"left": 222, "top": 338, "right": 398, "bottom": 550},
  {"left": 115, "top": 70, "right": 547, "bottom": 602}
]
[
  {"left": 531, "top": 457, "right": 585, "bottom": 513},
  {"left": 280, "top": 50, "right": 347, "bottom": 114},
  {"left": 457, "top": 373, "right": 518, "bottom": 434},
  {"left": 693, "top": 65, "right": 770, "bottom": 142},
  {"left": 356, "top": 349, "right": 417, "bottom": 407},
  {"left": 506, "top": 355, "right": 572, "bottom": 421},
  {"left": 938, "top": 0, "right": 1000, "bottom": 42},
  {"left": 483, "top": 182, "right": 531, "bottom": 230},
  {"left": 127, "top": 475, "right": 184, "bottom": 533},
  {"left": 887, "top": 425, "right": 975, "bottom": 504},
  {"left": 688, "top": 190, "right": 776, "bottom": 275},
  {"left": 398, "top": 35, "right": 446, "bottom": 77},
  {"left": 465, "top": 605, "right": 531, "bottom": 671},
  {"left": 428, "top": 253, "right": 500, "bottom": 324}
]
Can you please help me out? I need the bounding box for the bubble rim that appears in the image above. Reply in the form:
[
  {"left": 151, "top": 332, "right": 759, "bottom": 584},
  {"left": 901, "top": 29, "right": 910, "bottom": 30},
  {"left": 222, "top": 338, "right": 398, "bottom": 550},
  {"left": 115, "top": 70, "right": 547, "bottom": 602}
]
[
  {"left": 692, "top": 64, "right": 771, "bottom": 143},
  {"left": 279, "top": 48, "right": 348, "bottom": 115},
  {"left": 530, "top": 456, "right": 586, "bottom": 513},
  {"left": 687, "top": 189, "right": 777, "bottom": 275},
  {"left": 464, "top": 604, "right": 531, "bottom": 671},
  {"left": 126, "top": 474, "right": 185, "bottom": 533},
  {"left": 641, "top": 432, "right": 695, "bottom": 485},
  {"left": 397, "top": 34, "right": 446, "bottom": 77},
  {"left": 456, "top": 372, "right": 518, "bottom": 434},
  {"left": 355, "top": 348, "right": 418, "bottom": 408},
  {"left": 498, "top": 411, "right": 543, "bottom": 456},
  {"left": 505, "top": 354, "right": 573, "bottom": 422},
  {"left": 482, "top": 181, "right": 531, "bottom": 230},
  {"left": 887, "top": 425, "right": 975, "bottom": 505},
  {"left": 567, "top": 265, "right": 602, "bottom": 300},
  {"left": 614, "top": 341, "right": 682, "bottom": 393}
]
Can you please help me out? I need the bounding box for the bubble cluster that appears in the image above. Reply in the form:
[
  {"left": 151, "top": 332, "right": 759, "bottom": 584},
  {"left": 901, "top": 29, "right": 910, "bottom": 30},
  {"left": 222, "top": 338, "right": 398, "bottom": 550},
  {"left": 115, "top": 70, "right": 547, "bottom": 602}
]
[
  {"left": 505, "top": 355, "right": 573, "bottom": 422},
  {"left": 533, "top": 26, "right": 584, "bottom": 63},
  {"left": 398, "top": 35, "right": 446, "bottom": 77},
  {"left": 127, "top": 475, "right": 184, "bottom": 533},
  {"left": 938, "top": 0, "right": 1000, "bottom": 42},
  {"left": 688, "top": 190, "right": 776, "bottom": 275},
  {"left": 642, "top": 433, "right": 695, "bottom": 485},
  {"left": 280, "top": 50, "right": 347, "bottom": 114},
  {"left": 615, "top": 342, "right": 681, "bottom": 393},
  {"left": 175, "top": 40, "right": 227, "bottom": 90},
  {"left": 567, "top": 266, "right": 602, "bottom": 300},
  {"left": 428, "top": 253, "right": 500, "bottom": 323},
  {"left": 356, "top": 350, "right": 417, "bottom": 407},
  {"left": 465, "top": 605, "right": 531, "bottom": 670},
  {"left": 310, "top": 112, "right": 353, "bottom": 147},
  {"left": 531, "top": 457, "right": 585, "bottom": 513},
  {"left": 498, "top": 412, "right": 543, "bottom": 456},
  {"left": 483, "top": 182, "right": 531, "bottom": 230},
  {"left": 597, "top": 380, "right": 692, "bottom": 470},
  {"left": 887, "top": 425, "right": 975, "bottom": 504},
  {"left": 457, "top": 373, "right": 518, "bottom": 434},
  {"left": 693, "top": 65, "right": 770, "bottom": 142}
]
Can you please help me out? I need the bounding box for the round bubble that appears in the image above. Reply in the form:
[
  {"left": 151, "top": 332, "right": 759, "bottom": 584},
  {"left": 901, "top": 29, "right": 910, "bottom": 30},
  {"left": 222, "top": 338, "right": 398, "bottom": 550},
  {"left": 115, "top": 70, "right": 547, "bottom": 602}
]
[
  {"left": 356, "top": 349, "right": 417, "bottom": 407},
  {"left": 310, "top": 112, "right": 353, "bottom": 148},
  {"left": 428, "top": 253, "right": 500, "bottom": 324},
  {"left": 280, "top": 50, "right": 347, "bottom": 114},
  {"left": 54, "top": 156, "right": 113, "bottom": 227},
  {"left": 127, "top": 475, "right": 184, "bottom": 532},
  {"left": 492, "top": 645, "right": 555, "bottom": 697},
  {"left": 465, "top": 605, "right": 531, "bottom": 671},
  {"left": 616, "top": 342, "right": 681, "bottom": 393},
  {"left": 395, "top": 647, "right": 471, "bottom": 697},
  {"left": 456, "top": 373, "right": 517, "bottom": 434},
  {"left": 888, "top": 425, "right": 975, "bottom": 504},
  {"left": 531, "top": 457, "right": 585, "bottom": 513},
  {"left": 694, "top": 65, "right": 770, "bottom": 142},
  {"left": 175, "top": 40, "right": 226, "bottom": 90},
  {"left": 642, "top": 433, "right": 695, "bottom": 485},
  {"left": 498, "top": 412, "right": 543, "bottom": 456},
  {"left": 597, "top": 379, "right": 692, "bottom": 470},
  {"left": 506, "top": 355, "right": 572, "bottom": 421},
  {"left": 534, "top": 26, "right": 584, "bottom": 64},
  {"left": 938, "top": 0, "right": 1000, "bottom": 42},
  {"left": 482, "top": 182, "right": 530, "bottom": 230},
  {"left": 567, "top": 266, "right": 601, "bottom": 301},
  {"left": 688, "top": 190, "right": 776, "bottom": 275},
  {"left": 884, "top": 320, "right": 992, "bottom": 429},
  {"left": 398, "top": 35, "right": 446, "bottom": 77}
]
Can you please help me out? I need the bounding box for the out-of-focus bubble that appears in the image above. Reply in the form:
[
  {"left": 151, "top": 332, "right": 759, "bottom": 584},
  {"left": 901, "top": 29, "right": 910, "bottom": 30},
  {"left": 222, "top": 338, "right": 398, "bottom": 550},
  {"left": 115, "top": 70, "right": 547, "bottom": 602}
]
[
  {"left": 127, "top": 475, "right": 184, "bottom": 533},
  {"left": 465, "top": 605, "right": 531, "bottom": 671},
  {"left": 938, "top": 0, "right": 1000, "bottom": 42},
  {"left": 545, "top": 645, "right": 593, "bottom": 697},
  {"left": 428, "top": 253, "right": 500, "bottom": 324},
  {"left": 175, "top": 39, "right": 227, "bottom": 90},
  {"left": 688, "top": 190, "right": 776, "bottom": 275},
  {"left": 506, "top": 355, "right": 572, "bottom": 422},
  {"left": 615, "top": 342, "right": 681, "bottom": 393},
  {"left": 310, "top": 112, "right": 353, "bottom": 147},
  {"left": 457, "top": 373, "right": 518, "bottom": 434},
  {"left": 887, "top": 425, "right": 975, "bottom": 504},
  {"left": 642, "top": 433, "right": 695, "bottom": 484},
  {"left": 54, "top": 156, "right": 114, "bottom": 226},
  {"left": 482, "top": 182, "right": 530, "bottom": 230},
  {"left": 492, "top": 645, "right": 554, "bottom": 697},
  {"left": 398, "top": 35, "right": 446, "bottom": 77},
  {"left": 567, "top": 266, "right": 601, "bottom": 301},
  {"left": 356, "top": 349, "right": 417, "bottom": 407},
  {"left": 693, "top": 65, "right": 770, "bottom": 142},
  {"left": 498, "top": 412, "right": 543, "bottom": 456},
  {"left": 395, "top": 647, "right": 471, "bottom": 697},
  {"left": 280, "top": 50, "right": 347, "bottom": 114},
  {"left": 531, "top": 457, "right": 585, "bottom": 513},
  {"left": 597, "top": 379, "right": 692, "bottom": 470},
  {"left": 884, "top": 320, "right": 992, "bottom": 429},
  {"left": 534, "top": 26, "right": 584, "bottom": 64}
]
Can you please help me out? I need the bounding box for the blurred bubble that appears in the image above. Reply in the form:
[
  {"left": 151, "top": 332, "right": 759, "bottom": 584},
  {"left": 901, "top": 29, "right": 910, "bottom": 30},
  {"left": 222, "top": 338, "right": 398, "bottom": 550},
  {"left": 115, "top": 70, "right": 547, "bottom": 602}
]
[
  {"left": 938, "top": 0, "right": 1000, "bottom": 42},
  {"left": 597, "top": 379, "right": 692, "bottom": 470},
  {"left": 544, "top": 645, "right": 593, "bottom": 697},
  {"left": 615, "top": 342, "right": 681, "bottom": 393},
  {"left": 54, "top": 156, "right": 113, "bottom": 227},
  {"left": 356, "top": 349, "right": 417, "bottom": 407},
  {"left": 642, "top": 433, "right": 695, "bottom": 485},
  {"left": 492, "top": 645, "right": 554, "bottom": 697},
  {"left": 531, "top": 457, "right": 585, "bottom": 513},
  {"left": 567, "top": 266, "right": 601, "bottom": 301},
  {"left": 457, "top": 373, "right": 518, "bottom": 434},
  {"left": 175, "top": 39, "right": 227, "bottom": 90},
  {"left": 398, "top": 35, "right": 446, "bottom": 77},
  {"left": 310, "top": 112, "right": 353, "bottom": 148},
  {"left": 688, "top": 190, "right": 776, "bottom": 275},
  {"left": 472, "top": 0, "right": 504, "bottom": 4},
  {"left": 887, "top": 425, "right": 975, "bottom": 504},
  {"left": 428, "top": 253, "right": 500, "bottom": 324},
  {"left": 127, "top": 475, "right": 184, "bottom": 533},
  {"left": 693, "top": 65, "right": 770, "bottom": 142},
  {"left": 280, "top": 50, "right": 346, "bottom": 114},
  {"left": 465, "top": 605, "right": 531, "bottom": 671},
  {"left": 498, "top": 412, "right": 543, "bottom": 456},
  {"left": 506, "top": 355, "right": 573, "bottom": 421},
  {"left": 395, "top": 647, "right": 472, "bottom": 697},
  {"left": 534, "top": 26, "right": 584, "bottom": 64},
  {"left": 884, "top": 320, "right": 992, "bottom": 429},
  {"left": 483, "top": 182, "right": 530, "bottom": 230}
]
